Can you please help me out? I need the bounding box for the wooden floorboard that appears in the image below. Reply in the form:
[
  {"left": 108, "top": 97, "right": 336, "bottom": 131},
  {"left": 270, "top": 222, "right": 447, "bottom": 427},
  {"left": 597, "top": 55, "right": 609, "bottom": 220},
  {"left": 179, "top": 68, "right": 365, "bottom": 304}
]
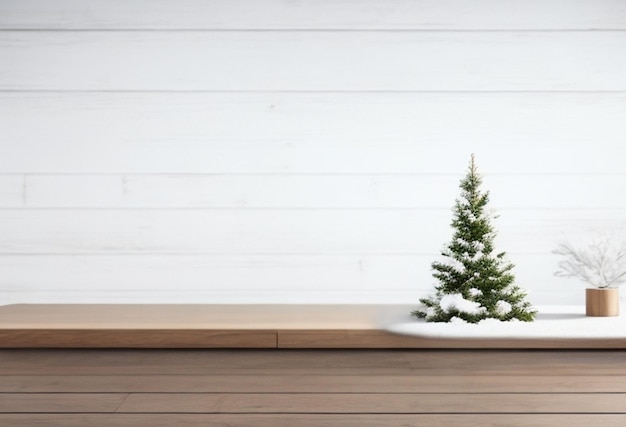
[
  {"left": 2, "top": 349, "right": 626, "bottom": 426},
  {"left": 114, "top": 392, "right": 626, "bottom": 413},
  {"left": 2, "top": 392, "right": 626, "bottom": 414},
  {"left": 2, "top": 414, "right": 626, "bottom": 427},
  {"left": 0, "top": 393, "right": 127, "bottom": 413},
  {"left": 3, "top": 349, "right": 626, "bottom": 375},
  {"left": 4, "top": 374, "right": 626, "bottom": 393}
]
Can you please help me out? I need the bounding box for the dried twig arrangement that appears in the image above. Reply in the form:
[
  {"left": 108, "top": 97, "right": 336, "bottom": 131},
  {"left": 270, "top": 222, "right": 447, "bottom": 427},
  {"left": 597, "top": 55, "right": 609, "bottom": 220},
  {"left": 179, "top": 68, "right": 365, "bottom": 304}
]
[{"left": 554, "top": 237, "right": 626, "bottom": 288}]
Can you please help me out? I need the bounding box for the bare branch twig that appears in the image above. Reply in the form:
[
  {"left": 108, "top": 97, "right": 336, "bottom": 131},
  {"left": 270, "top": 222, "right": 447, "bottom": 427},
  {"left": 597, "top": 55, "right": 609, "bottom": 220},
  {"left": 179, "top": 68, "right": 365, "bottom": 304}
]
[{"left": 553, "top": 237, "right": 626, "bottom": 288}]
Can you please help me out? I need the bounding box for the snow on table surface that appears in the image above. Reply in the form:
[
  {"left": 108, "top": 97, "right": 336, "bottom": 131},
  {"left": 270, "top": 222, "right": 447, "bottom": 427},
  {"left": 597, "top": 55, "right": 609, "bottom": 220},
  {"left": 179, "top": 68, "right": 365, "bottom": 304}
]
[{"left": 386, "top": 306, "right": 626, "bottom": 339}]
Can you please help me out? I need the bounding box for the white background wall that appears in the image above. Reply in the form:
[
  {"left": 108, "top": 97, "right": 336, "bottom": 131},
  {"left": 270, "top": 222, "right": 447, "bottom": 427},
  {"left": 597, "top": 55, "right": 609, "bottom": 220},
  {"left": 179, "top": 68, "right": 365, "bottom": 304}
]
[{"left": 0, "top": 0, "right": 625, "bottom": 306}]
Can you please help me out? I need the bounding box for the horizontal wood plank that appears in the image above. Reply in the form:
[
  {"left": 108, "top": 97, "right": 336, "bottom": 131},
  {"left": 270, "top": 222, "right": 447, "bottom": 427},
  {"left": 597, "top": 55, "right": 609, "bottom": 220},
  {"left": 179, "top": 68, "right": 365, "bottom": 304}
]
[
  {"left": 0, "top": 290, "right": 429, "bottom": 306},
  {"left": 2, "top": 0, "right": 624, "bottom": 30},
  {"left": 0, "top": 393, "right": 126, "bottom": 413},
  {"left": 0, "top": 304, "right": 407, "bottom": 329},
  {"left": 0, "top": 330, "right": 276, "bottom": 348},
  {"left": 6, "top": 174, "right": 625, "bottom": 209},
  {"left": 2, "top": 414, "right": 626, "bottom": 427},
  {"left": 0, "top": 209, "right": 622, "bottom": 255},
  {"left": 0, "top": 209, "right": 447, "bottom": 254},
  {"left": 12, "top": 390, "right": 620, "bottom": 414},
  {"left": 278, "top": 330, "right": 626, "bottom": 349},
  {"left": 2, "top": 92, "right": 624, "bottom": 174},
  {"left": 0, "top": 175, "right": 22, "bottom": 207},
  {"left": 3, "top": 349, "right": 626, "bottom": 375},
  {"left": 1, "top": 32, "right": 624, "bottom": 91},
  {"left": 0, "top": 255, "right": 434, "bottom": 293},
  {"left": 2, "top": 330, "right": 624, "bottom": 350},
  {"left": 117, "top": 392, "right": 626, "bottom": 413},
  {"left": 2, "top": 140, "right": 623, "bottom": 175},
  {"left": 4, "top": 374, "right": 626, "bottom": 393},
  {"left": 277, "top": 330, "right": 428, "bottom": 348}
]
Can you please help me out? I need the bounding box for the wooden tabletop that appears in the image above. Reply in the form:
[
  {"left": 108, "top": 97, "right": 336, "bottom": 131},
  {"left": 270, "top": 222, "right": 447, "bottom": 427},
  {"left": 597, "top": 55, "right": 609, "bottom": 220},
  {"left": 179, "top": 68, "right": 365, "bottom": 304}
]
[
  {"left": 0, "top": 304, "right": 413, "bottom": 330},
  {"left": 1, "top": 304, "right": 625, "bottom": 349}
]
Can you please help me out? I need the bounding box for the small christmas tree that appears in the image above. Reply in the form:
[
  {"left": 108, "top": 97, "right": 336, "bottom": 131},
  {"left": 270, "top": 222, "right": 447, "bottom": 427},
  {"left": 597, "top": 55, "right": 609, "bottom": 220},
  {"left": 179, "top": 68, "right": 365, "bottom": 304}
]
[{"left": 413, "top": 154, "right": 536, "bottom": 323}]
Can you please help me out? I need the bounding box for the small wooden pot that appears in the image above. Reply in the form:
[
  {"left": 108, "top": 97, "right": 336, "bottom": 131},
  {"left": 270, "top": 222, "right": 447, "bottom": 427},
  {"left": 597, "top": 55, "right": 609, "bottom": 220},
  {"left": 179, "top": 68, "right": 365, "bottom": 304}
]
[{"left": 586, "top": 288, "right": 620, "bottom": 317}]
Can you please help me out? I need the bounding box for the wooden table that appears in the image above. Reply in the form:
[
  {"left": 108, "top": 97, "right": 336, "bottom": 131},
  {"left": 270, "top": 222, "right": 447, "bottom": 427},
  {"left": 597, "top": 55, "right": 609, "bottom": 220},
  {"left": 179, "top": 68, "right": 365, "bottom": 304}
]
[{"left": 1, "top": 304, "right": 624, "bottom": 348}]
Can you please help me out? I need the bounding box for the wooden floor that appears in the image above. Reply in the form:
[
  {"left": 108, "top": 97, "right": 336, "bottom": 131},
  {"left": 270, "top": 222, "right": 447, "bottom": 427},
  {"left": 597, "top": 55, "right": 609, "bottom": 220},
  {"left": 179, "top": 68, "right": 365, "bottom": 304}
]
[{"left": 2, "top": 349, "right": 626, "bottom": 426}]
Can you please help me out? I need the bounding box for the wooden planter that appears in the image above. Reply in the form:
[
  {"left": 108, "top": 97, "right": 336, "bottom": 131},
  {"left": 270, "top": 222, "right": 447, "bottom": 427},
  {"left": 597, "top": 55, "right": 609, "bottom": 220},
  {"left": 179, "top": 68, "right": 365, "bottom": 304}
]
[{"left": 586, "top": 288, "right": 620, "bottom": 317}]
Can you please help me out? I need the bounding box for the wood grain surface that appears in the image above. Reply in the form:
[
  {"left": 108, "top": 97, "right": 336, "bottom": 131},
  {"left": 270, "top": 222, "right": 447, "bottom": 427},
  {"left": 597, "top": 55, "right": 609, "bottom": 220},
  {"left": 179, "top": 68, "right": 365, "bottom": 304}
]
[
  {"left": 3, "top": 32, "right": 624, "bottom": 91},
  {"left": 1, "top": 0, "right": 625, "bottom": 309},
  {"left": 2, "top": 414, "right": 626, "bottom": 427},
  {"left": 2, "top": 0, "right": 624, "bottom": 30},
  {"left": 4, "top": 374, "right": 626, "bottom": 393},
  {"left": 2, "top": 349, "right": 626, "bottom": 426}
]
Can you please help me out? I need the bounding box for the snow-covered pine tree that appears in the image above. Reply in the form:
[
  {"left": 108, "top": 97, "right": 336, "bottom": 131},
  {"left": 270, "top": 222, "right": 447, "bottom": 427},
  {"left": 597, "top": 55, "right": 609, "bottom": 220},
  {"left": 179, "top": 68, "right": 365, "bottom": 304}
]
[{"left": 413, "top": 154, "right": 536, "bottom": 323}]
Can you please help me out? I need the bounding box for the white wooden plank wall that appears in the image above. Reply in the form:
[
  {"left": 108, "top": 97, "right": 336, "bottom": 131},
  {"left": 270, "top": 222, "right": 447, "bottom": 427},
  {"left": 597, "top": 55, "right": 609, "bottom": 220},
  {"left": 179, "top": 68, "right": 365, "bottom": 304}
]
[{"left": 0, "top": 0, "right": 625, "bottom": 306}]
